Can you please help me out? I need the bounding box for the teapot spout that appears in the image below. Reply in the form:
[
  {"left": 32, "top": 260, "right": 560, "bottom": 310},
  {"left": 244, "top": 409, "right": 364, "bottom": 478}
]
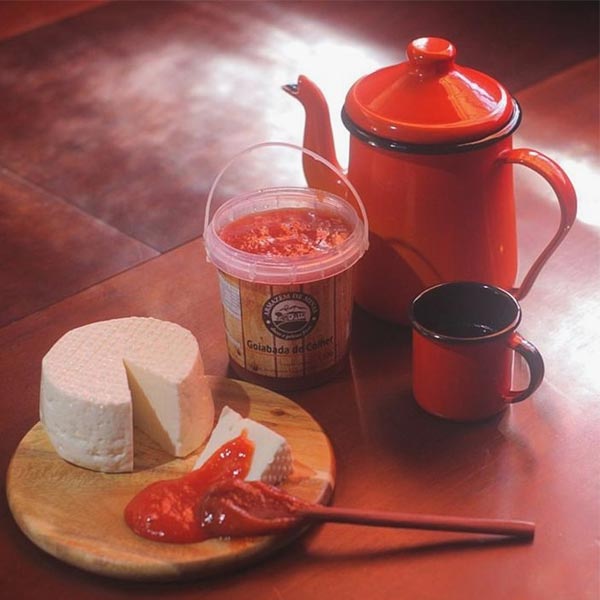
[{"left": 283, "top": 75, "right": 346, "bottom": 196}]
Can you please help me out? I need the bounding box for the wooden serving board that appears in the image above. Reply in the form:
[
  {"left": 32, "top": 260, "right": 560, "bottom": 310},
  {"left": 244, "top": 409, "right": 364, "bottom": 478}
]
[{"left": 6, "top": 376, "right": 335, "bottom": 581}]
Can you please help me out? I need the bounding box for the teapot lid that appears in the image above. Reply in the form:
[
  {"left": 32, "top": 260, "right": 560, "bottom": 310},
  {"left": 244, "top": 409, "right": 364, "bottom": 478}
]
[{"left": 343, "top": 37, "right": 516, "bottom": 146}]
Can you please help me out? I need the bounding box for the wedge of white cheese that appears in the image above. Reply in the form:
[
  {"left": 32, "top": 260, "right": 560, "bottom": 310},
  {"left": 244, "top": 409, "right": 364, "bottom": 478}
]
[
  {"left": 194, "top": 406, "right": 293, "bottom": 485},
  {"left": 40, "top": 317, "right": 214, "bottom": 473}
]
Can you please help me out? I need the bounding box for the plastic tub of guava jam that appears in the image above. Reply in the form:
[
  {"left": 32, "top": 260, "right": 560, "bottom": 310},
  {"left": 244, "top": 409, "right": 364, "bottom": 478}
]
[{"left": 204, "top": 142, "right": 369, "bottom": 391}]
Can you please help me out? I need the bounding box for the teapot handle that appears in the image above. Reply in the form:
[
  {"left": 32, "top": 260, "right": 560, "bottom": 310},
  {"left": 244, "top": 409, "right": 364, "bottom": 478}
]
[{"left": 499, "top": 148, "right": 577, "bottom": 300}]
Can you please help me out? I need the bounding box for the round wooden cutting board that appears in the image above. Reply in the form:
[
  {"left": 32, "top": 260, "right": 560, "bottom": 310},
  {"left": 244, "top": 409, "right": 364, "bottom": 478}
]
[{"left": 6, "top": 376, "right": 335, "bottom": 581}]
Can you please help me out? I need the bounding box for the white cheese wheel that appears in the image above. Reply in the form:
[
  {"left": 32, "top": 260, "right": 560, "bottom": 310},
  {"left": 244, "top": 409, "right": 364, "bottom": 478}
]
[{"left": 40, "top": 317, "right": 214, "bottom": 473}]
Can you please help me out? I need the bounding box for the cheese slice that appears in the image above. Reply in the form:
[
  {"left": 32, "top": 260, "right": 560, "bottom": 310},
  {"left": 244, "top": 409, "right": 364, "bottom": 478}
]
[
  {"left": 40, "top": 317, "right": 214, "bottom": 473},
  {"left": 194, "top": 406, "right": 293, "bottom": 485}
]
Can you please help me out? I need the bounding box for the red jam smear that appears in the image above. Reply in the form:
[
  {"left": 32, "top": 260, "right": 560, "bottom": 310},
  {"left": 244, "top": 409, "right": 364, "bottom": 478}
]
[
  {"left": 219, "top": 207, "right": 352, "bottom": 257},
  {"left": 124, "top": 433, "right": 255, "bottom": 543},
  {"left": 201, "top": 479, "right": 305, "bottom": 538}
]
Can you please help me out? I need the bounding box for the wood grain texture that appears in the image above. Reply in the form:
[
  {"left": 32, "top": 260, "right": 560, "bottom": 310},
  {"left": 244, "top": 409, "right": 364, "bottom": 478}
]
[
  {"left": 0, "top": 221, "right": 597, "bottom": 598},
  {"left": 512, "top": 57, "right": 600, "bottom": 403},
  {"left": 0, "top": 0, "right": 596, "bottom": 253},
  {"left": 0, "top": 0, "right": 597, "bottom": 326},
  {"left": 0, "top": 169, "right": 158, "bottom": 327},
  {"left": 0, "top": 1, "right": 105, "bottom": 41},
  {"left": 6, "top": 376, "right": 335, "bottom": 581},
  {"left": 0, "top": 1, "right": 598, "bottom": 598}
]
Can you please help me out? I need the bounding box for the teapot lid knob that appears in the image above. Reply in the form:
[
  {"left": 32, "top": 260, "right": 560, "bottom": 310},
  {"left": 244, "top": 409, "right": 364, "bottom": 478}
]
[{"left": 407, "top": 38, "right": 456, "bottom": 75}]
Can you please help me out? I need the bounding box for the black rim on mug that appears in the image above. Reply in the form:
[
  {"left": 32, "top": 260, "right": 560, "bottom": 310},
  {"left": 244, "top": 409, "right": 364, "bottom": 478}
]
[{"left": 409, "top": 281, "right": 522, "bottom": 344}]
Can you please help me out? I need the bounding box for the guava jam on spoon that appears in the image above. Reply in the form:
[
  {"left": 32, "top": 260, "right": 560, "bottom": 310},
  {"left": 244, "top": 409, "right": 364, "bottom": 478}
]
[
  {"left": 201, "top": 479, "right": 535, "bottom": 540},
  {"left": 201, "top": 479, "right": 306, "bottom": 538},
  {"left": 126, "top": 438, "right": 534, "bottom": 543}
]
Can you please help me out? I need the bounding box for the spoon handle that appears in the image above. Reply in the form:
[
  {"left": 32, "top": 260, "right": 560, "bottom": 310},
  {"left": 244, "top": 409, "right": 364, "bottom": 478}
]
[{"left": 300, "top": 505, "right": 535, "bottom": 539}]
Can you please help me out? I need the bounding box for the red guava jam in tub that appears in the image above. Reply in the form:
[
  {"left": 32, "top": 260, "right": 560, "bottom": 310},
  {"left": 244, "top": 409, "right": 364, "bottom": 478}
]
[
  {"left": 204, "top": 147, "right": 368, "bottom": 391},
  {"left": 219, "top": 207, "right": 352, "bottom": 257}
]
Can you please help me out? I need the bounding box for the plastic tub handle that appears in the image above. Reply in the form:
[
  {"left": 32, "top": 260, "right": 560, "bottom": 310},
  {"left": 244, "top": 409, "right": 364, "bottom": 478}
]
[{"left": 203, "top": 141, "right": 369, "bottom": 251}]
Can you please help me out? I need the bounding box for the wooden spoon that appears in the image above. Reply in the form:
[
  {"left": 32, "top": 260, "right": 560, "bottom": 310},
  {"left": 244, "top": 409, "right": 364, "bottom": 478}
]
[{"left": 200, "top": 479, "right": 535, "bottom": 540}]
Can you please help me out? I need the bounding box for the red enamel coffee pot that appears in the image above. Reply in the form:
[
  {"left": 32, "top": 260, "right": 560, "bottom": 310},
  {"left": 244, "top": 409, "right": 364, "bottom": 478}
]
[{"left": 284, "top": 37, "right": 577, "bottom": 324}]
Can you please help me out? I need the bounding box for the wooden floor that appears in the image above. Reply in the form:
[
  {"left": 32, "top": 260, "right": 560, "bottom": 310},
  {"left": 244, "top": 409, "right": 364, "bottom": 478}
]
[
  {"left": 0, "top": 1, "right": 106, "bottom": 41},
  {"left": 1, "top": 3, "right": 599, "bottom": 599},
  {"left": 0, "top": 0, "right": 599, "bottom": 327}
]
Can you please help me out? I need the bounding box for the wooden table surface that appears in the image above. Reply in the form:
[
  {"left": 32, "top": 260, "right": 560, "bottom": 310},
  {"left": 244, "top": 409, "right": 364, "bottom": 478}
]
[{"left": 1, "top": 2, "right": 598, "bottom": 599}]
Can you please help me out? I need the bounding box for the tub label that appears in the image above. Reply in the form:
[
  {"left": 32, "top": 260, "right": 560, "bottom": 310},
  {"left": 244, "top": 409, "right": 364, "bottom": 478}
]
[
  {"left": 262, "top": 292, "right": 319, "bottom": 340},
  {"left": 218, "top": 273, "right": 242, "bottom": 319},
  {"left": 218, "top": 271, "right": 354, "bottom": 380}
]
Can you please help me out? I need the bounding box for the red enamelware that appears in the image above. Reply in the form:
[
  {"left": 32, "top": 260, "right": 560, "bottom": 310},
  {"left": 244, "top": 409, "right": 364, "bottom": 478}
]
[
  {"left": 410, "top": 282, "right": 544, "bottom": 422},
  {"left": 284, "top": 37, "right": 577, "bottom": 324}
]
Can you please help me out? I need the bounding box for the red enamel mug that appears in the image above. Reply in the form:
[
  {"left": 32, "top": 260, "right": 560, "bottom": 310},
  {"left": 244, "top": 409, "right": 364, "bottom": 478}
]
[{"left": 410, "top": 282, "right": 544, "bottom": 422}]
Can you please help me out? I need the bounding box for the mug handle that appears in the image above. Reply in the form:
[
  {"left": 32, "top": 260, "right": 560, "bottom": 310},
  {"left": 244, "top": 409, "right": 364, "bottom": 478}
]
[
  {"left": 499, "top": 148, "right": 577, "bottom": 300},
  {"left": 505, "top": 332, "right": 545, "bottom": 404}
]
